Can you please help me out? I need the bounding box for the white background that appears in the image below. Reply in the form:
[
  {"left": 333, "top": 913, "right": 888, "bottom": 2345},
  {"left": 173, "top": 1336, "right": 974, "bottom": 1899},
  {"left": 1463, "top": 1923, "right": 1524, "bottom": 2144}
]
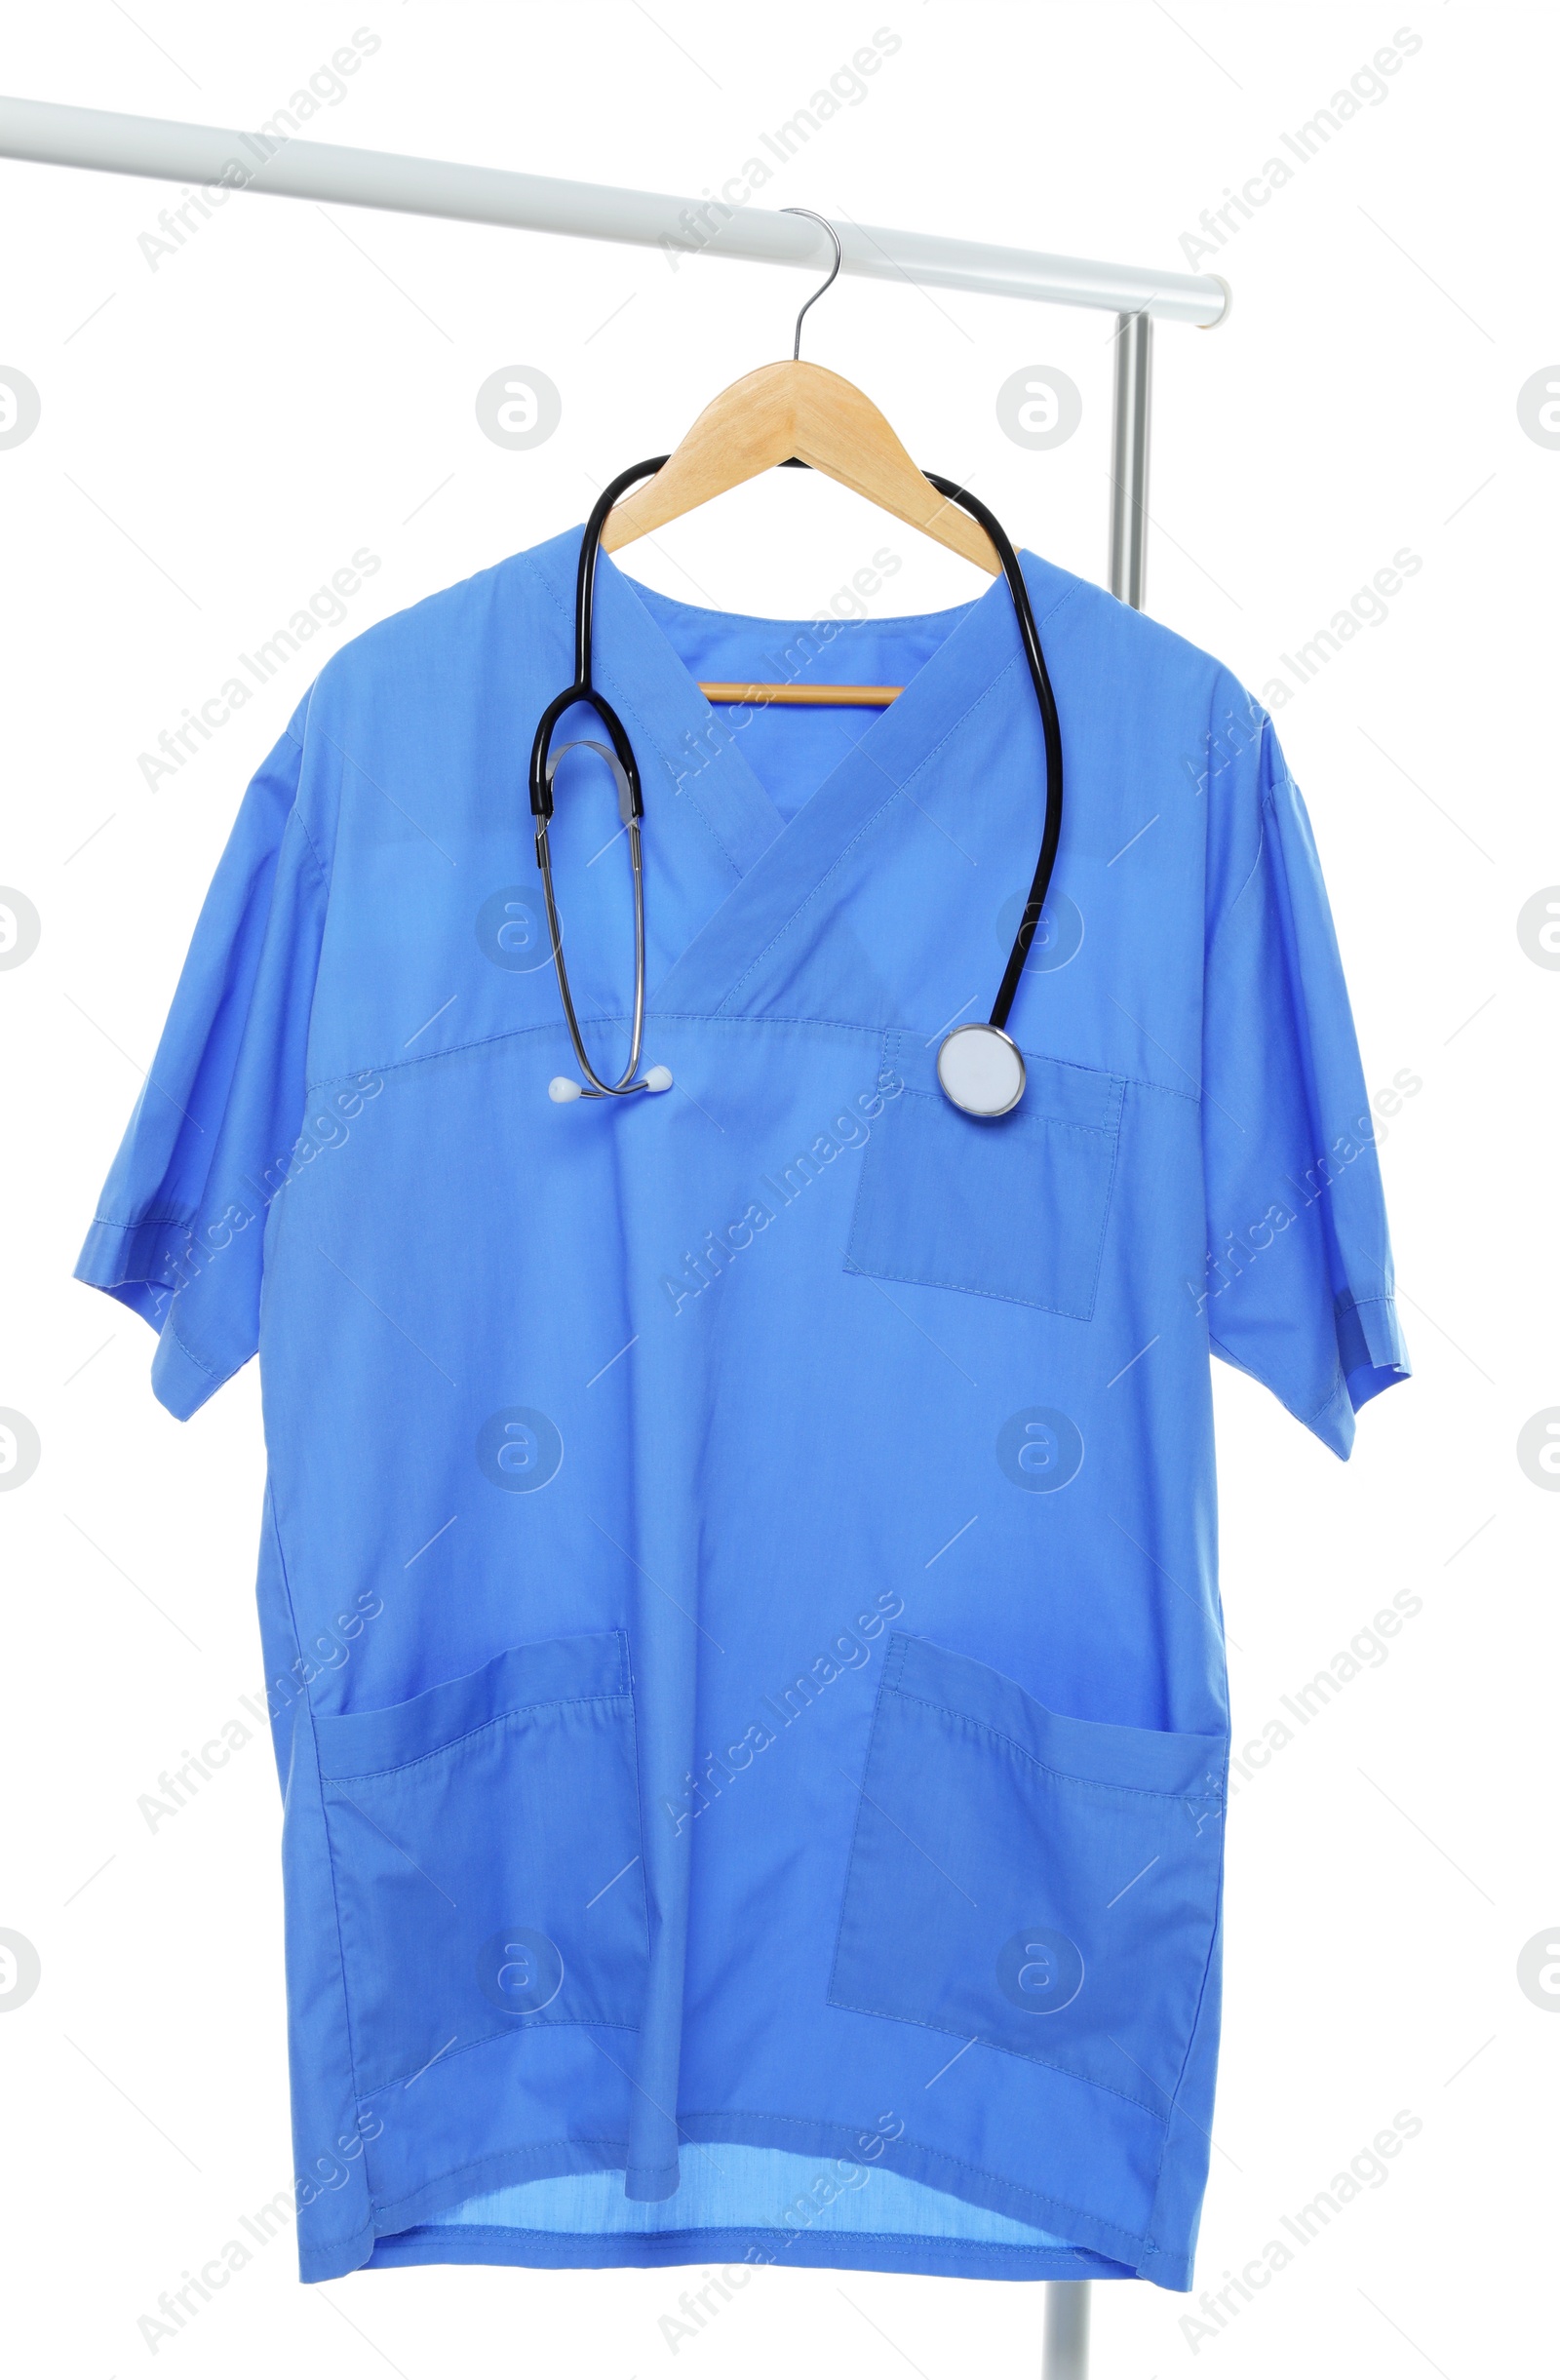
[{"left": 1, "top": 3, "right": 1552, "bottom": 2373}]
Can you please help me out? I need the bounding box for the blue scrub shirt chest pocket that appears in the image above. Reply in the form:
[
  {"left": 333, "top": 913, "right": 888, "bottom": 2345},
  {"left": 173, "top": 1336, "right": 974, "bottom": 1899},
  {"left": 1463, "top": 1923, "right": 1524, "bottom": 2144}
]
[{"left": 845, "top": 1034, "right": 1126, "bottom": 1319}]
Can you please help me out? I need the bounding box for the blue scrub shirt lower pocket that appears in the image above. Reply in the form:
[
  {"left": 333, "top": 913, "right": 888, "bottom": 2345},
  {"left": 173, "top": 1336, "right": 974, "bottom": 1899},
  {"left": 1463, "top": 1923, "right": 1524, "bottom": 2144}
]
[
  {"left": 316, "top": 1628, "right": 649, "bottom": 2096},
  {"left": 829, "top": 1635, "right": 1226, "bottom": 2115},
  {"left": 844, "top": 1049, "right": 1125, "bottom": 1318}
]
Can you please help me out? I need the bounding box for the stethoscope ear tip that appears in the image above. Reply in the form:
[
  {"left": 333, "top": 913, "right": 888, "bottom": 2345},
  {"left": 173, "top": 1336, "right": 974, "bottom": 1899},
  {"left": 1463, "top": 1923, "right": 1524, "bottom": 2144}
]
[{"left": 548, "top": 1066, "right": 672, "bottom": 1104}]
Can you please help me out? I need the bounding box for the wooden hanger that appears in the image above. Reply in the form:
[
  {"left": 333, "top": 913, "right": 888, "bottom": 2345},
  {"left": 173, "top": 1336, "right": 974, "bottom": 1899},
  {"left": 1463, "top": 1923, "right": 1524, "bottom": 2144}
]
[{"left": 600, "top": 213, "right": 1000, "bottom": 709}]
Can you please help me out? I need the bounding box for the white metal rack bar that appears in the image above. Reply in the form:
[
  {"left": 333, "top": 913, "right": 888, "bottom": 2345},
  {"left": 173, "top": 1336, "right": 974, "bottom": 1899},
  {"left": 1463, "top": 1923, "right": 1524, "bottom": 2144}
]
[
  {"left": 0, "top": 97, "right": 1227, "bottom": 321},
  {"left": 0, "top": 92, "right": 1230, "bottom": 2375},
  {"left": 0, "top": 94, "right": 1228, "bottom": 605}
]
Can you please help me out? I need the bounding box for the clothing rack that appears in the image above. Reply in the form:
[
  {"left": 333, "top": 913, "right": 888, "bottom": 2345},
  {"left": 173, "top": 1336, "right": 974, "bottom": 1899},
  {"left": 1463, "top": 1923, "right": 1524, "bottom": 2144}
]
[
  {"left": 0, "top": 95, "right": 1227, "bottom": 610},
  {"left": 0, "top": 92, "right": 1228, "bottom": 2377}
]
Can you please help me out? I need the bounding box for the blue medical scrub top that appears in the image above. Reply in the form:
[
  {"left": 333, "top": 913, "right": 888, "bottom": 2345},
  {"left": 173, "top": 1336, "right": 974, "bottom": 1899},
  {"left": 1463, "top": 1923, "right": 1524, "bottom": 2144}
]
[{"left": 77, "top": 530, "right": 1407, "bottom": 2291}]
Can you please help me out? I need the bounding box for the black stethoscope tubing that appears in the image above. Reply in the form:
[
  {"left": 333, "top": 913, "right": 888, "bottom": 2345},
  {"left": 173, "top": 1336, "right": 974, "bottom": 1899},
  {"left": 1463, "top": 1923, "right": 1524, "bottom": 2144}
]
[
  {"left": 529, "top": 456, "right": 1065, "bottom": 1099},
  {"left": 529, "top": 455, "right": 671, "bottom": 827},
  {"left": 918, "top": 469, "right": 1065, "bottom": 1034}
]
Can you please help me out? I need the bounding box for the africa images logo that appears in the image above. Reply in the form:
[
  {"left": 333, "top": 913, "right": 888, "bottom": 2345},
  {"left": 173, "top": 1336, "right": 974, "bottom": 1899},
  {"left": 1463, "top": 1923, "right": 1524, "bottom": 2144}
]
[
  {"left": 477, "top": 1408, "right": 565, "bottom": 1493},
  {"left": 997, "top": 1408, "right": 1084, "bottom": 1493}
]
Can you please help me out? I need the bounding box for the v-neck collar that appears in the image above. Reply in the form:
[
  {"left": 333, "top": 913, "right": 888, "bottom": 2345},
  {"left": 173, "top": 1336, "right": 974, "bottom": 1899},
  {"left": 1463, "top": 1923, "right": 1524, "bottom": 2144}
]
[{"left": 522, "top": 529, "right": 1077, "bottom": 1020}]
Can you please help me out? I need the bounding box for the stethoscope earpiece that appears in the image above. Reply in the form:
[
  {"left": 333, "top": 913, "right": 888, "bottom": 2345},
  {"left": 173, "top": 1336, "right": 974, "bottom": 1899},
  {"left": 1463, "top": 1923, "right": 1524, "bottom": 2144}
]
[{"left": 549, "top": 1066, "right": 672, "bottom": 1105}]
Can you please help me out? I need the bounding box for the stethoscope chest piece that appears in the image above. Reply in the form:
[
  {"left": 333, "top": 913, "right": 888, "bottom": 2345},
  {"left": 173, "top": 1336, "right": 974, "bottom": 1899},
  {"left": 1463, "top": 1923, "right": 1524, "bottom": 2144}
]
[{"left": 937, "top": 1023, "right": 1027, "bottom": 1118}]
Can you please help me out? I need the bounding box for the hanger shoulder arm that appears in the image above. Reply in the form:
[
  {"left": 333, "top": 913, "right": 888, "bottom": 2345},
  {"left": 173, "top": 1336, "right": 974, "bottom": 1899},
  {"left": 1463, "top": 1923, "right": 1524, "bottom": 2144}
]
[
  {"left": 602, "top": 360, "right": 1001, "bottom": 576},
  {"left": 793, "top": 371, "right": 1000, "bottom": 572},
  {"left": 601, "top": 366, "right": 797, "bottom": 552}
]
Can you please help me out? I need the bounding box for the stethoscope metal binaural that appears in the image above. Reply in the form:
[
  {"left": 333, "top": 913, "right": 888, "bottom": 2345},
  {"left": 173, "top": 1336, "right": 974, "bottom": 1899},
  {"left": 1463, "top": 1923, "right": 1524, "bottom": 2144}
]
[
  {"left": 530, "top": 460, "right": 1065, "bottom": 1121},
  {"left": 531, "top": 457, "right": 675, "bottom": 1105}
]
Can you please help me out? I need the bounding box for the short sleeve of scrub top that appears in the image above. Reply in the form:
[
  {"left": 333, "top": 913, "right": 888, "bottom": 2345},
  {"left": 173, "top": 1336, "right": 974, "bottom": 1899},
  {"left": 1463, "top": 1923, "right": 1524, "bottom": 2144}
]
[
  {"left": 76, "top": 707, "right": 332, "bottom": 1419},
  {"left": 1198, "top": 690, "right": 1408, "bottom": 1454}
]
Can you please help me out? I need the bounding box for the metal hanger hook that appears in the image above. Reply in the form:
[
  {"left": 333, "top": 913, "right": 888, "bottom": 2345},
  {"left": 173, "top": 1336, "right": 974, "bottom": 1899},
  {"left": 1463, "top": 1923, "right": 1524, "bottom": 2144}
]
[{"left": 780, "top": 208, "right": 841, "bottom": 359}]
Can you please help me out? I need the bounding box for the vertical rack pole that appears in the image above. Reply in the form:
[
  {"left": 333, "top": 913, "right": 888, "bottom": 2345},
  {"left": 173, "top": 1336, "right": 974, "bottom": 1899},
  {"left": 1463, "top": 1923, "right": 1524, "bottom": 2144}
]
[
  {"left": 1109, "top": 306, "right": 1152, "bottom": 610},
  {"left": 1042, "top": 2280, "right": 1092, "bottom": 2380},
  {"left": 1039, "top": 310, "right": 1152, "bottom": 2380},
  {"left": 1041, "top": 309, "right": 1154, "bottom": 2380}
]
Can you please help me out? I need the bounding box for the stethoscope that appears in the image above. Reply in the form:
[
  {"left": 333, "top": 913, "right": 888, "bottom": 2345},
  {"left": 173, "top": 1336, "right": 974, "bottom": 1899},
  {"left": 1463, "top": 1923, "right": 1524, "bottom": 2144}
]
[{"left": 530, "top": 462, "right": 1064, "bottom": 1120}]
